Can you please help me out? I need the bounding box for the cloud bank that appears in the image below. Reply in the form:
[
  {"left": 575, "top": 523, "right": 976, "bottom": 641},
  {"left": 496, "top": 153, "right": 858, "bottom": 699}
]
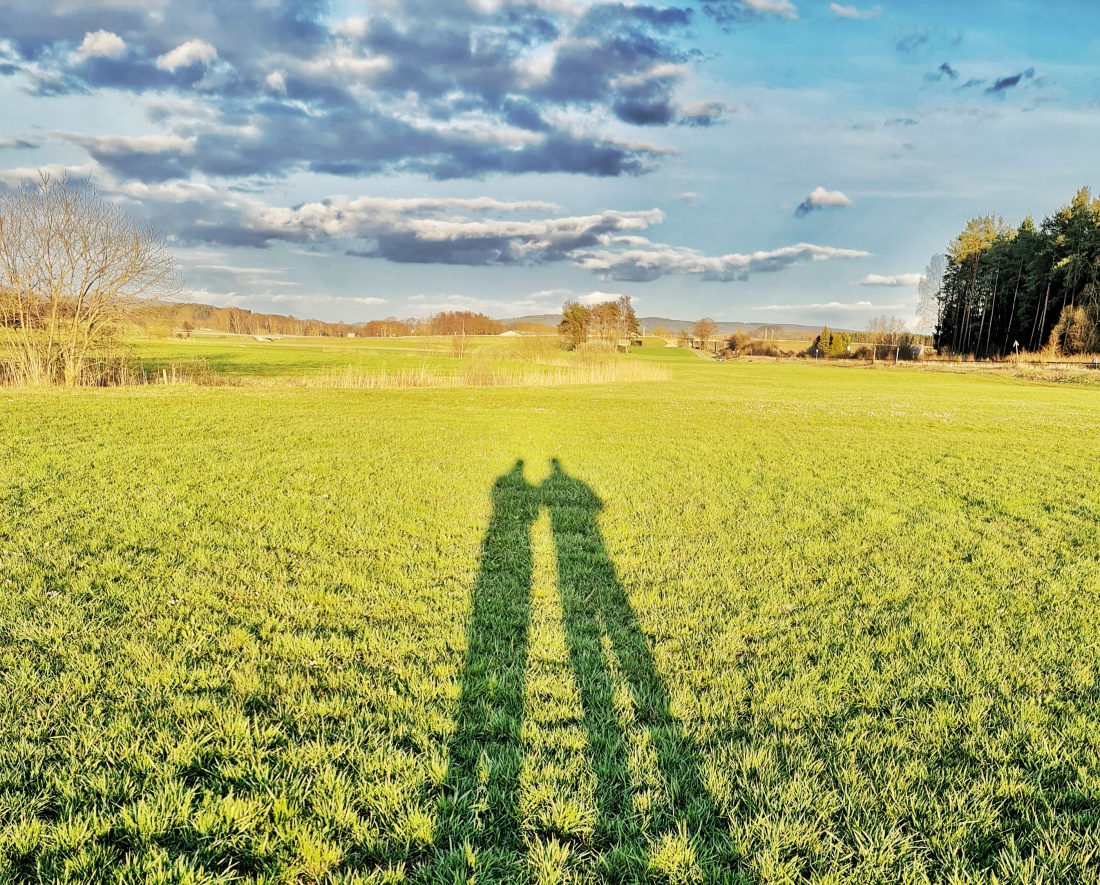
[
  {"left": 105, "top": 178, "right": 870, "bottom": 282},
  {"left": 572, "top": 240, "right": 870, "bottom": 282},
  {"left": 0, "top": 0, "right": 730, "bottom": 182}
]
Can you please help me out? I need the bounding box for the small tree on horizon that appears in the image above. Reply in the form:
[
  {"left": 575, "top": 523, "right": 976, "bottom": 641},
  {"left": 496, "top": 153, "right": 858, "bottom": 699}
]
[
  {"left": 867, "top": 314, "right": 914, "bottom": 358},
  {"left": 692, "top": 317, "right": 717, "bottom": 348},
  {"left": 558, "top": 301, "right": 590, "bottom": 350},
  {"left": 812, "top": 326, "right": 852, "bottom": 357},
  {"left": 615, "top": 295, "right": 640, "bottom": 339}
]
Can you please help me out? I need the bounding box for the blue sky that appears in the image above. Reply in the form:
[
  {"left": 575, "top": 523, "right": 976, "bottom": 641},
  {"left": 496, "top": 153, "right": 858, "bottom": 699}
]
[{"left": 2, "top": 0, "right": 1098, "bottom": 326}]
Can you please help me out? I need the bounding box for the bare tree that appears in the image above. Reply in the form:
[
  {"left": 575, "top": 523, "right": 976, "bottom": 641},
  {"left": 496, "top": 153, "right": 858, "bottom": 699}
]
[
  {"left": 916, "top": 253, "right": 945, "bottom": 333},
  {"left": 692, "top": 317, "right": 717, "bottom": 349},
  {"left": 0, "top": 175, "right": 181, "bottom": 385},
  {"left": 866, "top": 314, "right": 914, "bottom": 359}
]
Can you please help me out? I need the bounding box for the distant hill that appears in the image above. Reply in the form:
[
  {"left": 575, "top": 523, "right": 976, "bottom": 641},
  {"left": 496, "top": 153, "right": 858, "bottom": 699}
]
[
  {"left": 502, "top": 314, "right": 852, "bottom": 337},
  {"left": 636, "top": 317, "right": 757, "bottom": 335}
]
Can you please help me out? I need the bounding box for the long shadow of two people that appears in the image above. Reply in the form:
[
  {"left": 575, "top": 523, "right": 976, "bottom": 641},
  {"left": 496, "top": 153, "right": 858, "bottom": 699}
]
[{"left": 436, "top": 459, "right": 727, "bottom": 880}]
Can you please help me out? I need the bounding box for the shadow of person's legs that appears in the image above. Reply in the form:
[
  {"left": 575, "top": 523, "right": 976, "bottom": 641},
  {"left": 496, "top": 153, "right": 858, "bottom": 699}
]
[
  {"left": 438, "top": 460, "right": 540, "bottom": 871},
  {"left": 542, "top": 459, "right": 724, "bottom": 858}
]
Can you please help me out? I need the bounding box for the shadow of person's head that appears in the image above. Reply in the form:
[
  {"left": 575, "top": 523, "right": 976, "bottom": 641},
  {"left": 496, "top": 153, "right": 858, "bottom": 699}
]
[{"left": 542, "top": 457, "right": 601, "bottom": 513}]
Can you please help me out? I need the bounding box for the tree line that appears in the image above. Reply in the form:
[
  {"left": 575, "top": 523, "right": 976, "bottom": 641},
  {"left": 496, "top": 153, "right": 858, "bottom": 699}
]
[
  {"left": 927, "top": 187, "right": 1100, "bottom": 357},
  {"left": 147, "top": 303, "right": 508, "bottom": 339}
]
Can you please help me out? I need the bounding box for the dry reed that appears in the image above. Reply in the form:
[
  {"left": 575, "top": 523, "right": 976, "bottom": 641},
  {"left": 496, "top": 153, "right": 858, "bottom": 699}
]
[{"left": 305, "top": 359, "right": 669, "bottom": 389}]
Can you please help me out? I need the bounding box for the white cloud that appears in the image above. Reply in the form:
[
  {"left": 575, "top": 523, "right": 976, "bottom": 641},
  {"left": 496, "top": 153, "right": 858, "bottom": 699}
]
[
  {"left": 251, "top": 196, "right": 658, "bottom": 259},
  {"left": 469, "top": 0, "right": 590, "bottom": 17},
  {"left": 56, "top": 132, "right": 196, "bottom": 155},
  {"left": 829, "top": 3, "right": 882, "bottom": 20},
  {"left": 407, "top": 293, "right": 550, "bottom": 313},
  {"left": 753, "top": 300, "right": 907, "bottom": 311},
  {"left": 266, "top": 294, "right": 386, "bottom": 306},
  {"left": 526, "top": 289, "right": 636, "bottom": 307},
  {"left": 332, "top": 17, "right": 371, "bottom": 39},
  {"left": 678, "top": 192, "right": 697, "bottom": 204},
  {"left": 578, "top": 291, "right": 634, "bottom": 305},
  {"left": 293, "top": 48, "right": 390, "bottom": 83},
  {"left": 744, "top": 0, "right": 799, "bottom": 20},
  {"left": 192, "top": 264, "right": 287, "bottom": 275},
  {"left": 860, "top": 273, "right": 924, "bottom": 286},
  {"left": 529, "top": 288, "right": 575, "bottom": 301},
  {"left": 265, "top": 70, "right": 287, "bottom": 93},
  {"left": 0, "top": 163, "right": 93, "bottom": 187},
  {"left": 573, "top": 240, "right": 869, "bottom": 282},
  {"left": 802, "top": 186, "right": 853, "bottom": 210},
  {"left": 186, "top": 289, "right": 386, "bottom": 310},
  {"left": 74, "top": 178, "right": 871, "bottom": 286},
  {"left": 155, "top": 40, "right": 218, "bottom": 72},
  {"left": 75, "top": 30, "right": 126, "bottom": 60}
]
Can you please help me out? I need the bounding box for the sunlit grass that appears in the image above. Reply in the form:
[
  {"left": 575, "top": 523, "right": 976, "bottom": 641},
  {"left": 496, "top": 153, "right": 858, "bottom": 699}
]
[
  {"left": 1, "top": 357, "right": 1099, "bottom": 882},
  {"left": 126, "top": 334, "right": 672, "bottom": 388}
]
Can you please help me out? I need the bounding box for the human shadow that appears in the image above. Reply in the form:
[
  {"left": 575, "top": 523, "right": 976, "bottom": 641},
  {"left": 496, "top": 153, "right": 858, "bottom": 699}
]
[
  {"left": 436, "top": 460, "right": 540, "bottom": 875},
  {"left": 437, "top": 459, "right": 725, "bottom": 879},
  {"left": 542, "top": 460, "right": 723, "bottom": 855}
]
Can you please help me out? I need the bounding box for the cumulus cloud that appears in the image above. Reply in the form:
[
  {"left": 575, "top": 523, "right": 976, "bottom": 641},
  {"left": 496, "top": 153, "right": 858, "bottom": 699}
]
[
  {"left": 124, "top": 181, "right": 659, "bottom": 261},
  {"left": 155, "top": 39, "right": 217, "bottom": 72},
  {"left": 603, "top": 66, "right": 732, "bottom": 128},
  {"left": 860, "top": 273, "right": 924, "bottom": 286},
  {"left": 795, "top": 186, "right": 853, "bottom": 217},
  {"left": 87, "top": 115, "right": 670, "bottom": 182},
  {"left": 75, "top": 30, "right": 126, "bottom": 60},
  {"left": 0, "top": 1, "right": 729, "bottom": 181},
  {"left": 56, "top": 131, "right": 197, "bottom": 181},
  {"left": 0, "top": 163, "right": 93, "bottom": 188},
  {"left": 264, "top": 70, "right": 286, "bottom": 93},
  {"left": 829, "top": 4, "right": 881, "bottom": 19}
]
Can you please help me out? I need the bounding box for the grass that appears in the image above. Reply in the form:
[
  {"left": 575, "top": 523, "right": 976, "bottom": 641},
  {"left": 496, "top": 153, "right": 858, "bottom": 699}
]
[
  {"left": 123, "top": 335, "right": 672, "bottom": 388},
  {"left": 1, "top": 351, "right": 1100, "bottom": 883}
]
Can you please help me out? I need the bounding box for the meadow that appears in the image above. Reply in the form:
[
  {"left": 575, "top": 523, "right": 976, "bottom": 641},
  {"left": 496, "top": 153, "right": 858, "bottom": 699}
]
[
  {"left": 1, "top": 341, "right": 1099, "bottom": 883},
  {"left": 124, "top": 334, "right": 671, "bottom": 389}
]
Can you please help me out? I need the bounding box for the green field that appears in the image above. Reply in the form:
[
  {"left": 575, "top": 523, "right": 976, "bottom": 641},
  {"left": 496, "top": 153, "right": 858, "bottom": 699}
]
[
  {"left": 2, "top": 345, "right": 1099, "bottom": 883},
  {"left": 129, "top": 334, "right": 477, "bottom": 379},
  {"left": 124, "top": 335, "right": 670, "bottom": 389}
]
